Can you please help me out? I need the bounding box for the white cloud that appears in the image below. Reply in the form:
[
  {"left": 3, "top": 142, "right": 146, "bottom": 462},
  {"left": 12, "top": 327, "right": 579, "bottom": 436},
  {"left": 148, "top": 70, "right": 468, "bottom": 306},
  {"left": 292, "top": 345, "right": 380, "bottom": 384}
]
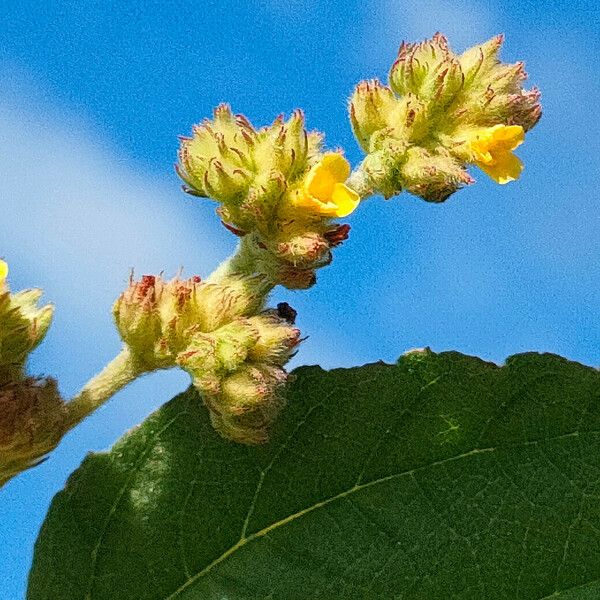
[{"left": 381, "top": 0, "right": 496, "bottom": 49}]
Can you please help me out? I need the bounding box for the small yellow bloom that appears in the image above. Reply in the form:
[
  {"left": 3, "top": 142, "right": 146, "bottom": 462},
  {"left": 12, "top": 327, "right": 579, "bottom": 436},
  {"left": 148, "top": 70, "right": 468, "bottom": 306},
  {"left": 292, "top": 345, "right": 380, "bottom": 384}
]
[
  {"left": 294, "top": 153, "right": 360, "bottom": 217},
  {"left": 0, "top": 260, "right": 8, "bottom": 283},
  {"left": 468, "top": 124, "right": 525, "bottom": 184}
]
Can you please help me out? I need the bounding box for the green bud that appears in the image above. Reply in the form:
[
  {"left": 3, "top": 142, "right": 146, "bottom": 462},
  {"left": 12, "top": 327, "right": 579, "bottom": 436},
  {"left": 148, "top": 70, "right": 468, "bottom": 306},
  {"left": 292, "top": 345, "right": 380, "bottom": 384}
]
[
  {"left": 112, "top": 275, "right": 163, "bottom": 367},
  {"left": 0, "top": 377, "right": 67, "bottom": 487},
  {"left": 212, "top": 364, "right": 287, "bottom": 445},
  {"left": 246, "top": 312, "right": 301, "bottom": 365},
  {"left": 390, "top": 33, "right": 463, "bottom": 108},
  {"left": 0, "top": 277, "right": 53, "bottom": 385},
  {"left": 192, "top": 275, "right": 270, "bottom": 332},
  {"left": 276, "top": 265, "right": 317, "bottom": 290},
  {"left": 176, "top": 335, "right": 221, "bottom": 398},
  {"left": 399, "top": 147, "right": 474, "bottom": 203},
  {"left": 113, "top": 272, "right": 270, "bottom": 369},
  {"left": 267, "top": 225, "right": 332, "bottom": 269},
  {"left": 349, "top": 80, "right": 400, "bottom": 152},
  {"left": 212, "top": 319, "right": 257, "bottom": 372}
]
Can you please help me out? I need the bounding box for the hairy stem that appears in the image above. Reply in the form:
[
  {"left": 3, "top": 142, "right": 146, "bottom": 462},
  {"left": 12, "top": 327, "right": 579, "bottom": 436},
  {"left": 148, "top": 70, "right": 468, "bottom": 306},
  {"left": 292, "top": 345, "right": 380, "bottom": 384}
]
[
  {"left": 348, "top": 162, "right": 376, "bottom": 200},
  {"left": 206, "top": 235, "right": 278, "bottom": 288},
  {"left": 65, "top": 347, "right": 146, "bottom": 429}
]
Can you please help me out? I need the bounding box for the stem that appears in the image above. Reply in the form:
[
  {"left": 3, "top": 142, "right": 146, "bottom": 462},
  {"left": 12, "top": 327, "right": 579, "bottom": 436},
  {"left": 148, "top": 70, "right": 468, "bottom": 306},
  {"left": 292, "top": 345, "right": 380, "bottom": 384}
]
[
  {"left": 206, "top": 235, "right": 278, "bottom": 288},
  {"left": 205, "top": 239, "right": 253, "bottom": 283},
  {"left": 348, "top": 162, "right": 376, "bottom": 200},
  {"left": 65, "top": 347, "right": 146, "bottom": 429}
]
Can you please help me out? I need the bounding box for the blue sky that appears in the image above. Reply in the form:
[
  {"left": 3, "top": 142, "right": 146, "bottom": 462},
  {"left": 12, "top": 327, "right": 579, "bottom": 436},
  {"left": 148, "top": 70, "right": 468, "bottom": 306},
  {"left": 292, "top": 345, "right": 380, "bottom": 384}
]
[{"left": 1, "top": 0, "right": 599, "bottom": 597}]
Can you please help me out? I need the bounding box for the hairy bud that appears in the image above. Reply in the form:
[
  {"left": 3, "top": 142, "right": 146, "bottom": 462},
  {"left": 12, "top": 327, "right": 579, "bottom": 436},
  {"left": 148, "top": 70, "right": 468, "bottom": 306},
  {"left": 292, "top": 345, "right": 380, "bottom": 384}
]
[
  {"left": 113, "top": 272, "right": 270, "bottom": 369},
  {"left": 246, "top": 312, "right": 301, "bottom": 365},
  {"left": 177, "top": 105, "right": 324, "bottom": 234},
  {"left": 176, "top": 307, "right": 302, "bottom": 445},
  {"left": 0, "top": 378, "right": 67, "bottom": 486},
  {"left": 211, "top": 364, "right": 287, "bottom": 445}
]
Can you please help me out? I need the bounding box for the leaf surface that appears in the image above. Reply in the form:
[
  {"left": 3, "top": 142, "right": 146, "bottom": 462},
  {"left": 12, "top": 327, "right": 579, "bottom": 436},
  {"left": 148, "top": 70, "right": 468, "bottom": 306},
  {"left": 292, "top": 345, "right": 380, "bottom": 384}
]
[{"left": 28, "top": 351, "right": 600, "bottom": 599}]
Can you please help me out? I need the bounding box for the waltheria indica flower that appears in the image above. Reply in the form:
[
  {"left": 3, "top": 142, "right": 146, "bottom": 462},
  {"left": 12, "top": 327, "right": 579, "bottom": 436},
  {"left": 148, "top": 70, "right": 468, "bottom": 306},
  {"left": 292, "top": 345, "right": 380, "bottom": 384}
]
[
  {"left": 0, "top": 260, "right": 54, "bottom": 385},
  {"left": 464, "top": 124, "right": 525, "bottom": 183},
  {"left": 291, "top": 153, "right": 360, "bottom": 218},
  {"left": 349, "top": 33, "right": 541, "bottom": 201},
  {"left": 0, "top": 378, "right": 67, "bottom": 487},
  {"left": 178, "top": 107, "right": 359, "bottom": 290}
]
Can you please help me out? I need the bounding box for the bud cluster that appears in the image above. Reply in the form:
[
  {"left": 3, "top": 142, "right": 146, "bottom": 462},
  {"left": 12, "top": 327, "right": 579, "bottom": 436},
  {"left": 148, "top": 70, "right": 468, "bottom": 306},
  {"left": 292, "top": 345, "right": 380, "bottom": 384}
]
[
  {"left": 177, "top": 106, "right": 359, "bottom": 289},
  {"left": 178, "top": 304, "right": 300, "bottom": 444},
  {"left": 0, "top": 260, "right": 66, "bottom": 485},
  {"left": 0, "top": 377, "right": 67, "bottom": 486},
  {"left": 114, "top": 273, "right": 301, "bottom": 443},
  {"left": 0, "top": 269, "right": 54, "bottom": 385},
  {"left": 349, "top": 33, "right": 541, "bottom": 201}
]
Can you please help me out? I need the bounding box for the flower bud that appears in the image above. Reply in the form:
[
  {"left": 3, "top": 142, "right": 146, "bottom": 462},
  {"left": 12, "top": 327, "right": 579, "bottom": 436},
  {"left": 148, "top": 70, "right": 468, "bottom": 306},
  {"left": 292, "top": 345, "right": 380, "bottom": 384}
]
[
  {"left": 192, "top": 274, "right": 270, "bottom": 333},
  {"left": 276, "top": 265, "right": 318, "bottom": 290},
  {"left": 0, "top": 262, "right": 54, "bottom": 384},
  {"left": 349, "top": 80, "right": 400, "bottom": 152},
  {"left": 176, "top": 335, "right": 221, "bottom": 397},
  {"left": 399, "top": 147, "right": 474, "bottom": 202},
  {"left": 390, "top": 33, "right": 463, "bottom": 108},
  {"left": 0, "top": 377, "right": 67, "bottom": 486},
  {"left": 268, "top": 227, "right": 331, "bottom": 269},
  {"left": 211, "top": 364, "right": 287, "bottom": 445},
  {"left": 246, "top": 312, "right": 301, "bottom": 365},
  {"left": 112, "top": 275, "right": 163, "bottom": 366}
]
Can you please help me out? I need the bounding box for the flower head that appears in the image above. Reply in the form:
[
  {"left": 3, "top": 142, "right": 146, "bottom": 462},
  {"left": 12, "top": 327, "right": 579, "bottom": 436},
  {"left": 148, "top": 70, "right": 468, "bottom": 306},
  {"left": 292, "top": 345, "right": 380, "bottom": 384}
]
[
  {"left": 467, "top": 124, "right": 525, "bottom": 184},
  {"left": 0, "top": 265, "right": 54, "bottom": 385},
  {"left": 293, "top": 153, "right": 360, "bottom": 218},
  {"left": 348, "top": 33, "right": 541, "bottom": 202}
]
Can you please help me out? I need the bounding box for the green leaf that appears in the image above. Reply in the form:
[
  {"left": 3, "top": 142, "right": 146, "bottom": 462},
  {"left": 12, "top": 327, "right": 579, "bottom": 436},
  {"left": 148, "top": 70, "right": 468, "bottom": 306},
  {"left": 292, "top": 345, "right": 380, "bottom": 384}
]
[{"left": 28, "top": 351, "right": 600, "bottom": 599}]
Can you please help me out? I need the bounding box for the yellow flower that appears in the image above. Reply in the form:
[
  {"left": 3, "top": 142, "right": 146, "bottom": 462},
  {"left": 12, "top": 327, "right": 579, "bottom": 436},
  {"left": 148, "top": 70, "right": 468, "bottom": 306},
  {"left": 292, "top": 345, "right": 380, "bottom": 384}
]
[
  {"left": 468, "top": 124, "right": 525, "bottom": 184},
  {"left": 293, "top": 153, "right": 360, "bottom": 217},
  {"left": 0, "top": 260, "right": 8, "bottom": 283}
]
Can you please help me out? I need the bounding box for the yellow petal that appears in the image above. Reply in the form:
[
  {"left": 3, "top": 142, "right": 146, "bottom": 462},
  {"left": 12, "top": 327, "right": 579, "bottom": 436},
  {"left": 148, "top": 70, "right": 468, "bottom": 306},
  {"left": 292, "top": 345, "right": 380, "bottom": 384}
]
[
  {"left": 0, "top": 260, "right": 8, "bottom": 281},
  {"left": 331, "top": 183, "right": 360, "bottom": 217},
  {"left": 304, "top": 153, "right": 351, "bottom": 201},
  {"left": 290, "top": 189, "right": 336, "bottom": 216},
  {"left": 477, "top": 152, "right": 523, "bottom": 184},
  {"left": 489, "top": 124, "right": 525, "bottom": 152}
]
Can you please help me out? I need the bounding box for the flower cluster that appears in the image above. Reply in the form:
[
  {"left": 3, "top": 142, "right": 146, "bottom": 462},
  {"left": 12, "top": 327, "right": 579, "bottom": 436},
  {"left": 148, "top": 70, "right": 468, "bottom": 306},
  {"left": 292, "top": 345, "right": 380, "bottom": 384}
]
[
  {"left": 114, "top": 273, "right": 300, "bottom": 443},
  {"left": 349, "top": 33, "right": 541, "bottom": 201},
  {"left": 0, "top": 261, "right": 54, "bottom": 385},
  {"left": 177, "top": 106, "right": 359, "bottom": 289},
  {"left": 0, "top": 260, "right": 66, "bottom": 485}
]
